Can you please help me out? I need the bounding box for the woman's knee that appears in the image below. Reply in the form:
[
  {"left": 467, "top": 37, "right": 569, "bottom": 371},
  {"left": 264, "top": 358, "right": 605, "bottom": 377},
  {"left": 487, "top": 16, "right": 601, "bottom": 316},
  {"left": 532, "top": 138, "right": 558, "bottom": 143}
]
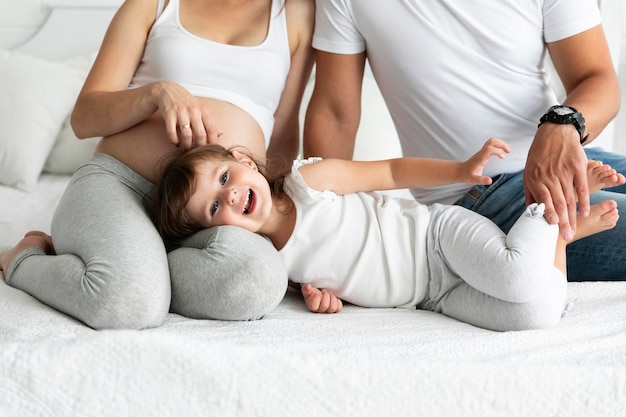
[
  {"left": 168, "top": 226, "right": 288, "bottom": 321},
  {"left": 82, "top": 277, "right": 171, "bottom": 330},
  {"left": 75, "top": 254, "right": 171, "bottom": 329}
]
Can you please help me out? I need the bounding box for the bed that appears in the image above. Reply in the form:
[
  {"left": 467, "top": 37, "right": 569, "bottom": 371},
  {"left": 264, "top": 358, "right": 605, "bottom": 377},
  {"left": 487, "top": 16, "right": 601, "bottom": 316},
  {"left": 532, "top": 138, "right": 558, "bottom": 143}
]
[{"left": 1, "top": 2, "right": 625, "bottom": 416}]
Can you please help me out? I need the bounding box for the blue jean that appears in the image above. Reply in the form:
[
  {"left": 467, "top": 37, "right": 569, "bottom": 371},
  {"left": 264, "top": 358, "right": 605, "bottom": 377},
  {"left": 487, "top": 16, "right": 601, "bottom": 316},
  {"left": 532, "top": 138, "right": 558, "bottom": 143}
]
[{"left": 456, "top": 148, "right": 626, "bottom": 282}]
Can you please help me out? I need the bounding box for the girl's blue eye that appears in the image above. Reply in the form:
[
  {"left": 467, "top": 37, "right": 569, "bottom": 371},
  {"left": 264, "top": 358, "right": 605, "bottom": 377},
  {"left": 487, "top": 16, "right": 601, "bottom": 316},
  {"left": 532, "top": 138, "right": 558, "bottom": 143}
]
[
  {"left": 210, "top": 201, "right": 219, "bottom": 216},
  {"left": 211, "top": 171, "right": 226, "bottom": 216}
]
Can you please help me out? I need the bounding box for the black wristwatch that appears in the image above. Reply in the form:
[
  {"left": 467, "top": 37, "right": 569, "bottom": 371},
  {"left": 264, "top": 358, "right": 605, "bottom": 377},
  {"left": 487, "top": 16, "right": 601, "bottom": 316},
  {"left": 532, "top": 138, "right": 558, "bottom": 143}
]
[{"left": 538, "top": 105, "right": 589, "bottom": 145}]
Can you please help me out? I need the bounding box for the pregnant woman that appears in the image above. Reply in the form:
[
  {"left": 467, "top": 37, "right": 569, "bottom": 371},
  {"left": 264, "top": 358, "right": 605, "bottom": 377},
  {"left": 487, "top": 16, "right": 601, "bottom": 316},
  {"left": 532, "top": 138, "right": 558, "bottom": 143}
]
[{"left": 0, "top": 0, "right": 314, "bottom": 328}]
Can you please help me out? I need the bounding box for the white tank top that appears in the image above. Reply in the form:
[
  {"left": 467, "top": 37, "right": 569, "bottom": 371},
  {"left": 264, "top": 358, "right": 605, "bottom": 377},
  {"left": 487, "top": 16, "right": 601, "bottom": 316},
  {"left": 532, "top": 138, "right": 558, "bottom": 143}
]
[{"left": 129, "top": 0, "right": 291, "bottom": 146}]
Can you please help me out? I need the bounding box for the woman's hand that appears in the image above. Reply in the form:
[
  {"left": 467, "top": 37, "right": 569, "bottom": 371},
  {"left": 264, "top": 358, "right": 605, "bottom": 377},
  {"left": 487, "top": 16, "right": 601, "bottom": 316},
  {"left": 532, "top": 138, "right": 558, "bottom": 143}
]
[
  {"left": 461, "top": 137, "right": 511, "bottom": 185},
  {"left": 300, "top": 283, "right": 343, "bottom": 314},
  {"left": 155, "top": 81, "right": 223, "bottom": 149}
]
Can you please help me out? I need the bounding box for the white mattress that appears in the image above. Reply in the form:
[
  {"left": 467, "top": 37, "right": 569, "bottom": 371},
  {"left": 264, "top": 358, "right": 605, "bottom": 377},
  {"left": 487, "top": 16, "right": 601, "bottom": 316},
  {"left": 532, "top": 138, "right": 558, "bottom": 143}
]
[{"left": 1, "top": 274, "right": 626, "bottom": 416}]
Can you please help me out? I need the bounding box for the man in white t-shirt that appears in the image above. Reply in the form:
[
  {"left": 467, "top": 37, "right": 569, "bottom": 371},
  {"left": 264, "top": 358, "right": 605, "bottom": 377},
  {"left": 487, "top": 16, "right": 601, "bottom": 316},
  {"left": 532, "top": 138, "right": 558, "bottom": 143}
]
[{"left": 304, "top": 0, "right": 626, "bottom": 281}]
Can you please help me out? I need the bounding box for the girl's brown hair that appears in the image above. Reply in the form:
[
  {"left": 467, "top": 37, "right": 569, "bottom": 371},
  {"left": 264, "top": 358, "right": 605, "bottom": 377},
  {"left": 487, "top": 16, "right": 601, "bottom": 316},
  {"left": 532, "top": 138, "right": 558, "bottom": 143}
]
[{"left": 151, "top": 144, "right": 287, "bottom": 243}]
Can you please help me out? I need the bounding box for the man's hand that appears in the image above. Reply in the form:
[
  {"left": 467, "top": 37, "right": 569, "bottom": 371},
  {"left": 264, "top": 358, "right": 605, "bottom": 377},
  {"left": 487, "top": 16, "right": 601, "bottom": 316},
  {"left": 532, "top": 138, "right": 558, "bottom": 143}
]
[{"left": 524, "top": 123, "right": 589, "bottom": 241}]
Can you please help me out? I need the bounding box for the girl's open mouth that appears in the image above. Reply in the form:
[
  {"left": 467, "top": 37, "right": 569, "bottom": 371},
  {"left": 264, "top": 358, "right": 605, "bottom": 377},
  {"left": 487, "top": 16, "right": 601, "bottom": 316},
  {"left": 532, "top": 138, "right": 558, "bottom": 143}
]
[{"left": 243, "top": 189, "right": 255, "bottom": 214}]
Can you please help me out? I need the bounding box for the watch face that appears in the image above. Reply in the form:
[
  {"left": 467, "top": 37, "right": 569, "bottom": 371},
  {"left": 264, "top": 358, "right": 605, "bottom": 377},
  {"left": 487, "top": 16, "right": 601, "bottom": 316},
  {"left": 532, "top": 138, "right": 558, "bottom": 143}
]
[{"left": 554, "top": 106, "right": 574, "bottom": 116}]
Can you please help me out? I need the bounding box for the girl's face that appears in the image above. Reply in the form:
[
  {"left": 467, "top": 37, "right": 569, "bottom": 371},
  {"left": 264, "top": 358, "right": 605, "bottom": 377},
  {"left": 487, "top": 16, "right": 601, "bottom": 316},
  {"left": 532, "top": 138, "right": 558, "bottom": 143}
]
[{"left": 184, "top": 155, "right": 272, "bottom": 233}]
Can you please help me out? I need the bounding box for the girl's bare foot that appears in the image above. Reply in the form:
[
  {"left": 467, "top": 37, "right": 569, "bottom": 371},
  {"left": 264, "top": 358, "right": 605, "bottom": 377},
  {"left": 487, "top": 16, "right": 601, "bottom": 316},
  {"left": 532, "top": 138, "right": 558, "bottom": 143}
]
[
  {"left": 554, "top": 200, "right": 618, "bottom": 274},
  {"left": 0, "top": 231, "right": 54, "bottom": 275},
  {"left": 587, "top": 160, "right": 626, "bottom": 193},
  {"left": 571, "top": 200, "right": 619, "bottom": 243}
]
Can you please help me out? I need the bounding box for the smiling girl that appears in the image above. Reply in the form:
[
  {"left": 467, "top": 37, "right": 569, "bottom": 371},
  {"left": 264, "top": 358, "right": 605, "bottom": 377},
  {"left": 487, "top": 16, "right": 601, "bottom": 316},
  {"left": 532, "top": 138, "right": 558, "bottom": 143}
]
[{"left": 150, "top": 138, "right": 621, "bottom": 331}]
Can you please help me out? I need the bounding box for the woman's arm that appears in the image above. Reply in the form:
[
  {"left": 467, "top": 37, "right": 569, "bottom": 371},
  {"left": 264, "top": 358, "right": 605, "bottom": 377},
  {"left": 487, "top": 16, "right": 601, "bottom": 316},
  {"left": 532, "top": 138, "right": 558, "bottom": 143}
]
[
  {"left": 71, "top": 0, "right": 221, "bottom": 148},
  {"left": 71, "top": 0, "right": 159, "bottom": 138},
  {"left": 267, "top": 0, "right": 316, "bottom": 165},
  {"left": 299, "top": 138, "right": 510, "bottom": 195}
]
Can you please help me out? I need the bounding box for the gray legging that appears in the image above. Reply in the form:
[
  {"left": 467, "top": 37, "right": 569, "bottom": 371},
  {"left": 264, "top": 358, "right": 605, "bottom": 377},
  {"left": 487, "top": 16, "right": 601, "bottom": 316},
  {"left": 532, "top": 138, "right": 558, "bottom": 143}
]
[
  {"left": 4, "top": 154, "right": 287, "bottom": 329},
  {"left": 420, "top": 203, "right": 567, "bottom": 331}
]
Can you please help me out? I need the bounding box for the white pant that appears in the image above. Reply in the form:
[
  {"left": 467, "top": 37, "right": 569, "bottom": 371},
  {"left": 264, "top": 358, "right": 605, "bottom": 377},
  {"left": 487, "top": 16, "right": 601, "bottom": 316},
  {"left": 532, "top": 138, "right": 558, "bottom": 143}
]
[{"left": 420, "top": 204, "right": 567, "bottom": 331}]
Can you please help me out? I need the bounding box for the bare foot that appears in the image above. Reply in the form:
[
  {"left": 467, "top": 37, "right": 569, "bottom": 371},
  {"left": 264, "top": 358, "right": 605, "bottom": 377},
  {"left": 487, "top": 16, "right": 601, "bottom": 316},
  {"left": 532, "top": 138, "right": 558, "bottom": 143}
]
[
  {"left": 571, "top": 200, "right": 619, "bottom": 243},
  {"left": 554, "top": 200, "right": 618, "bottom": 275},
  {"left": 587, "top": 160, "right": 626, "bottom": 193},
  {"left": 0, "top": 231, "right": 54, "bottom": 275}
]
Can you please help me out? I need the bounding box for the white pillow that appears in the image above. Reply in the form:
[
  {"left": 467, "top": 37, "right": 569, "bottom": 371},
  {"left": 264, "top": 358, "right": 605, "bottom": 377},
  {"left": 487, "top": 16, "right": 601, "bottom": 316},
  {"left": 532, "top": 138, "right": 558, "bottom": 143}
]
[
  {"left": 0, "top": 49, "right": 85, "bottom": 190},
  {"left": 43, "top": 117, "right": 101, "bottom": 174},
  {"left": 42, "top": 52, "right": 100, "bottom": 174}
]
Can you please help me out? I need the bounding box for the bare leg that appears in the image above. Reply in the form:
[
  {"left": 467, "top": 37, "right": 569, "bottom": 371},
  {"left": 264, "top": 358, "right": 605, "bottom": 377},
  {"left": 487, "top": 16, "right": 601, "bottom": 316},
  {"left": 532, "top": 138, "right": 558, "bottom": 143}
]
[{"left": 0, "top": 231, "right": 54, "bottom": 276}]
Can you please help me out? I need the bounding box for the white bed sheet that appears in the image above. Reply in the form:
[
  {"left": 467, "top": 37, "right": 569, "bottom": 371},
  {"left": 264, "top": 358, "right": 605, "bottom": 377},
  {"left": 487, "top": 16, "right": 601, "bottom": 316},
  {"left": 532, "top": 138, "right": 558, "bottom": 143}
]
[
  {"left": 0, "top": 174, "right": 70, "bottom": 248},
  {"left": 1, "top": 280, "right": 625, "bottom": 416}
]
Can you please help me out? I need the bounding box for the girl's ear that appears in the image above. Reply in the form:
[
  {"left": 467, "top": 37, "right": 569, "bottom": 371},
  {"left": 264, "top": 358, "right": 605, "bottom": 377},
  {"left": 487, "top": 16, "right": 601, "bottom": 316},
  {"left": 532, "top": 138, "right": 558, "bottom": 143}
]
[{"left": 230, "top": 149, "right": 258, "bottom": 171}]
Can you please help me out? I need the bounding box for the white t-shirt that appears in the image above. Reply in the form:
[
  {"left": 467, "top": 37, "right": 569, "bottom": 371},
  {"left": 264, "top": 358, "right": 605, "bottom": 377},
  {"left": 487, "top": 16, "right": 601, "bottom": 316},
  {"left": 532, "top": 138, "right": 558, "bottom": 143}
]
[
  {"left": 313, "top": 0, "right": 602, "bottom": 204},
  {"left": 279, "top": 158, "right": 430, "bottom": 308}
]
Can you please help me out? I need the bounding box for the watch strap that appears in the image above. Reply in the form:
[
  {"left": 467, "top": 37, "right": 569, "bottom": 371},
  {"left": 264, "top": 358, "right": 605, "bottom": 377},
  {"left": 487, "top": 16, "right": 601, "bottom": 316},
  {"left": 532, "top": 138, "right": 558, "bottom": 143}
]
[{"left": 538, "top": 105, "right": 589, "bottom": 145}]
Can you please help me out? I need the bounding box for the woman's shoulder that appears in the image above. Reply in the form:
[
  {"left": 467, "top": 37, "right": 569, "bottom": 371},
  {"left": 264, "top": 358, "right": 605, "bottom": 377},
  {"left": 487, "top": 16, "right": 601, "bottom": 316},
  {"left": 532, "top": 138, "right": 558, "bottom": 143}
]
[{"left": 110, "top": 0, "right": 161, "bottom": 32}]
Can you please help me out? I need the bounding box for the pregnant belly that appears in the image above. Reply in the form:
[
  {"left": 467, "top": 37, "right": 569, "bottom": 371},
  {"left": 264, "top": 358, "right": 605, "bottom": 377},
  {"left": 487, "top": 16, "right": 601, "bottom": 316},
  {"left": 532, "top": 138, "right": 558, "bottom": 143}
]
[{"left": 95, "top": 98, "right": 266, "bottom": 182}]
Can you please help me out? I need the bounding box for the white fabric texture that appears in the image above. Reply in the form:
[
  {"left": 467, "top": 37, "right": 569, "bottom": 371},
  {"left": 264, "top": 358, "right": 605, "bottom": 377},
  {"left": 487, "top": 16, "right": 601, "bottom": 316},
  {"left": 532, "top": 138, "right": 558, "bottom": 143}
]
[
  {"left": 313, "top": 0, "right": 602, "bottom": 204},
  {"left": 280, "top": 157, "right": 430, "bottom": 308},
  {"left": 1, "top": 279, "right": 625, "bottom": 417},
  {"left": 0, "top": 49, "right": 85, "bottom": 190}
]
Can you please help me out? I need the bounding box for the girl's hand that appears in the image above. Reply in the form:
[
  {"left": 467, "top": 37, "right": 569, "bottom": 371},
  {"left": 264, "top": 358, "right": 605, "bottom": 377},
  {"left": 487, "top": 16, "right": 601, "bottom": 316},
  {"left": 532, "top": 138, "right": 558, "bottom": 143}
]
[
  {"left": 154, "top": 81, "right": 223, "bottom": 149},
  {"left": 462, "top": 137, "right": 511, "bottom": 185},
  {"left": 301, "top": 284, "right": 343, "bottom": 314}
]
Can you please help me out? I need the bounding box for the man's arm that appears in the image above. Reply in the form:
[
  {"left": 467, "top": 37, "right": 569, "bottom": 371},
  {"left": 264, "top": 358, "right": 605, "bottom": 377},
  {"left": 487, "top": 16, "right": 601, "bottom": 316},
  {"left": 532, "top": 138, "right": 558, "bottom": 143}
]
[
  {"left": 524, "top": 25, "right": 620, "bottom": 241},
  {"left": 267, "top": 0, "right": 316, "bottom": 165},
  {"left": 303, "top": 50, "right": 367, "bottom": 159}
]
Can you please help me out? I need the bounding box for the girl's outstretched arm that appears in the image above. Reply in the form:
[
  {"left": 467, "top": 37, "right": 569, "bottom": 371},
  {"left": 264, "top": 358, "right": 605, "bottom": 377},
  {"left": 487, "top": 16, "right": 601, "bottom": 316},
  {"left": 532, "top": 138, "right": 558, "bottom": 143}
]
[{"left": 299, "top": 138, "right": 511, "bottom": 194}]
